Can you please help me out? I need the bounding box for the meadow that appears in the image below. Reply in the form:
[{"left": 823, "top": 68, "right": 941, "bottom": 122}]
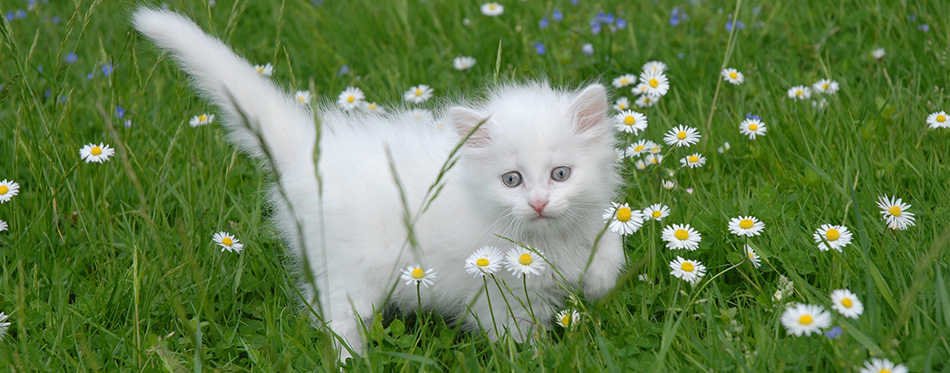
[{"left": 1, "top": 0, "right": 949, "bottom": 371}]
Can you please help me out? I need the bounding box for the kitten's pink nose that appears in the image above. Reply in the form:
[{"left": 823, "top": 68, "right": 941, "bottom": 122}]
[{"left": 530, "top": 199, "right": 549, "bottom": 215}]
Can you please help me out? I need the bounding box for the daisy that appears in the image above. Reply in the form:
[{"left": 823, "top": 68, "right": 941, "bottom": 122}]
[
  {"left": 926, "top": 111, "right": 949, "bottom": 129},
  {"left": 812, "top": 79, "right": 839, "bottom": 95},
  {"left": 663, "top": 125, "right": 701, "bottom": 147},
  {"left": 336, "top": 86, "right": 364, "bottom": 111},
  {"left": 452, "top": 56, "right": 476, "bottom": 71},
  {"left": 744, "top": 245, "right": 761, "bottom": 268},
  {"left": 555, "top": 309, "right": 581, "bottom": 328},
  {"left": 362, "top": 102, "right": 386, "bottom": 114},
  {"left": 613, "top": 97, "right": 631, "bottom": 111},
  {"left": 669, "top": 256, "right": 706, "bottom": 284},
  {"left": 464, "top": 246, "right": 503, "bottom": 277},
  {"left": 858, "top": 358, "right": 908, "bottom": 373},
  {"left": 613, "top": 148, "right": 629, "bottom": 161},
  {"left": 642, "top": 60, "right": 668, "bottom": 73},
  {"left": 295, "top": 90, "right": 312, "bottom": 105},
  {"left": 634, "top": 159, "right": 647, "bottom": 170},
  {"left": 876, "top": 195, "right": 916, "bottom": 230},
  {"left": 871, "top": 48, "right": 885, "bottom": 60},
  {"left": 661, "top": 224, "right": 702, "bottom": 250},
  {"left": 830, "top": 289, "right": 864, "bottom": 319},
  {"left": 661, "top": 180, "right": 676, "bottom": 190},
  {"left": 79, "top": 143, "right": 115, "bottom": 163},
  {"left": 644, "top": 153, "right": 664, "bottom": 166},
  {"left": 679, "top": 153, "right": 706, "bottom": 168},
  {"left": 213, "top": 231, "right": 244, "bottom": 253},
  {"left": 639, "top": 69, "right": 670, "bottom": 98},
  {"left": 603, "top": 202, "right": 645, "bottom": 235},
  {"left": 401, "top": 265, "right": 437, "bottom": 287},
  {"left": 642, "top": 203, "right": 670, "bottom": 221},
  {"left": 0, "top": 180, "right": 20, "bottom": 203},
  {"left": 781, "top": 303, "right": 831, "bottom": 336},
  {"left": 504, "top": 247, "right": 545, "bottom": 278},
  {"left": 787, "top": 86, "right": 811, "bottom": 101},
  {"left": 189, "top": 113, "right": 214, "bottom": 127},
  {"left": 717, "top": 141, "right": 731, "bottom": 154},
  {"left": 254, "top": 63, "right": 273, "bottom": 77},
  {"left": 635, "top": 95, "right": 657, "bottom": 108},
  {"left": 721, "top": 68, "right": 744, "bottom": 85},
  {"left": 631, "top": 83, "right": 650, "bottom": 96},
  {"left": 739, "top": 118, "right": 767, "bottom": 140},
  {"left": 408, "top": 109, "right": 434, "bottom": 123},
  {"left": 728, "top": 216, "right": 765, "bottom": 237},
  {"left": 480, "top": 2, "right": 504, "bottom": 16},
  {"left": 0, "top": 311, "right": 9, "bottom": 341},
  {"left": 649, "top": 143, "right": 663, "bottom": 154},
  {"left": 403, "top": 84, "right": 434, "bottom": 104},
  {"left": 612, "top": 74, "right": 637, "bottom": 88},
  {"left": 627, "top": 140, "right": 656, "bottom": 156},
  {"left": 614, "top": 110, "right": 648, "bottom": 134},
  {"left": 813, "top": 224, "right": 853, "bottom": 252},
  {"left": 0, "top": 219, "right": 7, "bottom": 232}
]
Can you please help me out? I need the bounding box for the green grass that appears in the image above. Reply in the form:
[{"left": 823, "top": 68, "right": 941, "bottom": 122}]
[{"left": 1, "top": 0, "right": 949, "bottom": 370}]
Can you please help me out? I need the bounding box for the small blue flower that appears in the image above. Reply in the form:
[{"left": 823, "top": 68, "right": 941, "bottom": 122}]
[
  {"left": 745, "top": 113, "right": 761, "bottom": 120},
  {"left": 824, "top": 326, "right": 842, "bottom": 339},
  {"left": 86, "top": 72, "right": 94, "bottom": 80},
  {"left": 615, "top": 19, "right": 627, "bottom": 29},
  {"left": 552, "top": 10, "right": 563, "bottom": 22},
  {"left": 539, "top": 17, "right": 549, "bottom": 29},
  {"left": 37, "top": 65, "right": 43, "bottom": 73},
  {"left": 51, "top": 15, "right": 61, "bottom": 24},
  {"left": 596, "top": 12, "right": 607, "bottom": 23},
  {"left": 116, "top": 106, "right": 125, "bottom": 119},
  {"left": 15, "top": 9, "right": 27, "bottom": 19},
  {"left": 590, "top": 20, "right": 601, "bottom": 35},
  {"left": 604, "top": 13, "right": 615, "bottom": 24},
  {"left": 534, "top": 42, "right": 546, "bottom": 55},
  {"left": 726, "top": 20, "right": 746, "bottom": 32},
  {"left": 102, "top": 63, "right": 114, "bottom": 76},
  {"left": 338, "top": 65, "right": 349, "bottom": 76},
  {"left": 124, "top": 120, "right": 133, "bottom": 128},
  {"left": 5, "top": 11, "right": 14, "bottom": 22},
  {"left": 65, "top": 52, "right": 78, "bottom": 64},
  {"left": 677, "top": 52, "right": 685, "bottom": 59},
  {"left": 907, "top": 14, "right": 917, "bottom": 22},
  {"left": 919, "top": 24, "right": 930, "bottom": 32},
  {"left": 570, "top": 0, "right": 579, "bottom": 5},
  {"left": 581, "top": 43, "right": 594, "bottom": 56},
  {"left": 45, "top": 89, "right": 51, "bottom": 98}
]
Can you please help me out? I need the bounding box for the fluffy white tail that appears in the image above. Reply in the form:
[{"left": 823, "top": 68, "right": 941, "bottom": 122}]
[{"left": 132, "top": 8, "right": 316, "bottom": 172}]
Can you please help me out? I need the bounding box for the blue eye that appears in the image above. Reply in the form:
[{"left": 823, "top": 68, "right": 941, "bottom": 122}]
[
  {"left": 502, "top": 171, "right": 522, "bottom": 187},
  {"left": 551, "top": 166, "right": 571, "bottom": 181}
]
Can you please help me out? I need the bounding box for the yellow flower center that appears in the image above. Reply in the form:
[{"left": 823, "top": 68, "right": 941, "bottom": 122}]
[
  {"left": 298, "top": 96, "right": 306, "bottom": 102},
  {"left": 519, "top": 253, "right": 533, "bottom": 266},
  {"left": 841, "top": 298, "right": 853, "bottom": 308},
  {"left": 652, "top": 210, "right": 662, "bottom": 218},
  {"left": 674, "top": 229, "right": 689, "bottom": 240},
  {"left": 634, "top": 145, "right": 645, "bottom": 152},
  {"left": 368, "top": 103, "right": 377, "bottom": 110},
  {"left": 644, "top": 98, "right": 651, "bottom": 103},
  {"left": 938, "top": 115, "right": 946, "bottom": 122},
  {"left": 748, "top": 251, "right": 755, "bottom": 259},
  {"left": 739, "top": 219, "right": 754, "bottom": 229},
  {"left": 680, "top": 262, "right": 694, "bottom": 272},
  {"left": 677, "top": 131, "right": 687, "bottom": 140},
  {"left": 651, "top": 146, "right": 661, "bottom": 153},
  {"left": 620, "top": 77, "right": 629, "bottom": 84},
  {"left": 650, "top": 157, "right": 659, "bottom": 163},
  {"left": 822, "top": 83, "right": 829, "bottom": 89},
  {"left": 649, "top": 78, "right": 659, "bottom": 88},
  {"left": 91, "top": 146, "right": 102, "bottom": 156},
  {"left": 489, "top": 3, "right": 496, "bottom": 10},
  {"left": 256, "top": 66, "right": 263, "bottom": 73},
  {"left": 688, "top": 155, "right": 699, "bottom": 163},
  {"left": 616, "top": 207, "right": 632, "bottom": 222},
  {"left": 748, "top": 123, "right": 758, "bottom": 131},
  {"left": 0, "top": 185, "right": 7, "bottom": 195},
  {"left": 561, "top": 314, "right": 571, "bottom": 326},
  {"left": 880, "top": 370, "right": 891, "bottom": 373},
  {"left": 729, "top": 72, "right": 738, "bottom": 79},
  {"left": 624, "top": 116, "right": 636, "bottom": 125},
  {"left": 347, "top": 96, "right": 355, "bottom": 103},
  {"left": 799, "top": 315, "right": 813, "bottom": 325},
  {"left": 476, "top": 258, "right": 489, "bottom": 267},
  {"left": 411, "top": 268, "right": 425, "bottom": 279},
  {"left": 888, "top": 205, "right": 901, "bottom": 217},
  {"left": 795, "top": 90, "right": 803, "bottom": 96},
  {"left": 826, "top": 228, "right": 840, "bottom": 241},
  {"left": 620, "top": 103, "right": 627, "bottom": 109},
  {"left": 199, "top": 114, "right": 207, "bottom": 122},
  {"left": 222, "top": 237, "right": 233, "bottom": 246},
  {"left": 415, "top": 89, "right": 423, "bottom": 96}
]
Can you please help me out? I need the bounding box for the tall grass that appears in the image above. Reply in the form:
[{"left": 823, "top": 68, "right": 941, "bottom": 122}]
[{"left": 0, "top": 0, "right": 948, "bottom": 370}]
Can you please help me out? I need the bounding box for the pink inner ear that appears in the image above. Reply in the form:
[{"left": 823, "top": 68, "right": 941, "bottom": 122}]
[
  {"left": 450, "top": 107, "right": 492, "bottom": 147},
  {"left": 571, "top": 84, "right": 608, "bottom": 132}
]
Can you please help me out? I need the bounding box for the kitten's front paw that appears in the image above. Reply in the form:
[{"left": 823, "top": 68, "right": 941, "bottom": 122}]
[{"left": 582, "top": 233, "right": 624, "bottom": 300}]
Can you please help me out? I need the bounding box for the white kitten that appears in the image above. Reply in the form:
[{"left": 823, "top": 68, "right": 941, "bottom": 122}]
[{"left": 133, "top": 8, "right": 624, "bottom": 360}]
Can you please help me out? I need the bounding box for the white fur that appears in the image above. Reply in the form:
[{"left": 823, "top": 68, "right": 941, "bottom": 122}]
[{"left": 133, "top": 8, "right": 625, "bottom": 360}]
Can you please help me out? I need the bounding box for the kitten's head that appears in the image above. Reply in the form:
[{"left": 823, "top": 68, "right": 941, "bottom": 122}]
[{"left": 451, "top": 82, "right": 621, "bottom": 238}]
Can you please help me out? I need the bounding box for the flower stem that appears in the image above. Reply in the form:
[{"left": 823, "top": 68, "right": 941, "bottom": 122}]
[{"left": 483, "top": 276, "right": 500, "bottom": 338}]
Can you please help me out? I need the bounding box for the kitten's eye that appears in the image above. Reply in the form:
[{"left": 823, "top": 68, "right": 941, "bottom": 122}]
[
  {"left": 501, "top": 171, "right": 522, "bottom": 187},
  {"left": 551, "top": 166, "right": 572, "bottom": 182}
]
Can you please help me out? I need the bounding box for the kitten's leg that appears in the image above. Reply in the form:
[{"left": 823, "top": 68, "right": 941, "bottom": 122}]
[
  {"left": 582, "top": 232, "right": 625, "bottom": 300},
  {"left": 320, "top": 289, "right": 377, "bottom": 362}
]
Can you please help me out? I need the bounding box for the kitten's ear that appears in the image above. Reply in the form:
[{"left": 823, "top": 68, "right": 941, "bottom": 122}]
[
  {"left": 570, "top": 84, "right": 609, "bottom": 132},
  {"left": 450, "top": 107, "right": 491, "bottom": 147}
]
